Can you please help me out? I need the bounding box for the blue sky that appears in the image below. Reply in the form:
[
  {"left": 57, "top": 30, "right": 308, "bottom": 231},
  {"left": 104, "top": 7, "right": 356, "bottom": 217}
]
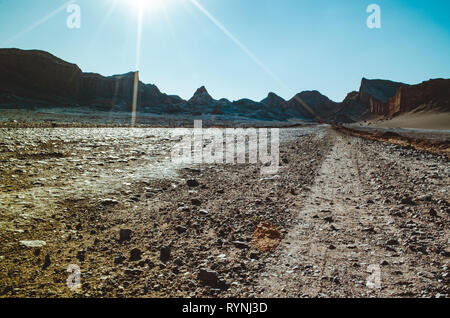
[{"left": 0, "top": 0, "right": 449, "bottom": 102}]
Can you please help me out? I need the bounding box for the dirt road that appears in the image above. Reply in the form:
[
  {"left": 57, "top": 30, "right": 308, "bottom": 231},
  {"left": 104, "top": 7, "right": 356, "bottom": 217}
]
[
  {"left": 0, "top": 126, "right": 448, "bottom": 298},
  {"left": 259, "top": 132, "right": 448, "bottom": 297}
]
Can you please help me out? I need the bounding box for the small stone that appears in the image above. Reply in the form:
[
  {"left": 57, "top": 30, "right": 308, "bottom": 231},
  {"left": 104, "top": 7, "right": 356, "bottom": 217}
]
[
  {"left": 400, "top": 197, "right": 415, "bottom": 205},
  {"left": 418, "top": 195, "right": 432, "bottom": 202},
  {"left": 160, "top": 246, "right": 171, "bottom": 262},
  {"left": 129, "top": 248, "right": 142, "bottom": 261},
  {"left": 76, "top": 250, "right": 86, "bottom": 262},
  {"left": 232, "top": 241, "right": 249, "bottom": 249},
  {"left": 380, "top": 260, "right": 389, "bottom": 266},
  {"left": 42, "top": 254, "right": 51, "bottom": 269},
  {"left": 174, "top": 258, "right": 183, "bottom": 266},
  {"left": 175, "top": 225, "right": 187, "bottom": 234},
  {"left": 20, "top": 240, "right": 46, "bottom": 248},
  {"left": 250, "top": 251, "right": 260, "bottom": 259},
  {"left": 328, "top": 244, "right": 336, "bottom": 250},
  {"left": 177, "top": 206, "right": 190, "bottom": 212},
  {"left": 429, "top": 208, "right": 437, "bottom": 217},
  {"left": 386, "top": 239, "right": 399, "bottom": 246},
  {"left": 199, "top": 209, "right": 209, "bottom": 215},
  {"left": 187, "top": 180, "right": 199, "bottom": 187},
  {"left": 198, "top": 268, "right": 219, "bottom": 286},
  {"left": 191, "top": 199, "right": 202, "bottom": 206},
  {"left": 119, "top": 229, "right": 132, "bottom": 242},
  {"left": 324, "top": 216, "right": 334, "bottom": 223},
  {"left": 114, "top": 255, "right": 126, "bottom": 265},
  {"left": 100, "top": 199, "right": 119, "bottom": 206}
]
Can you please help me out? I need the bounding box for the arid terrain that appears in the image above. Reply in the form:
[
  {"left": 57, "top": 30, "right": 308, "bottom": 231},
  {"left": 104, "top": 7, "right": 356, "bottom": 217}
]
[{"left": 0, "top": 124, "right": 448, "bottom": 298}]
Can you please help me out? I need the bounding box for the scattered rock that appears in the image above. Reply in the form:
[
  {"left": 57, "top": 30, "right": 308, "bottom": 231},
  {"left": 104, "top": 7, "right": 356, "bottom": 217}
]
[
  {"left": 76, "top": 250, "right": 86, "bottom": 262},
  {"left": 187, "top": 180, "right": 199, "bottom": 187},
  {"left": 386, "top": 239, "right": 399, "bottom": 246},
  {"left": 119, "top": 229, "right": 132, "bottom": 242},
  {"left": 20, "top": 240, "right": 46, "bottom": 248},
  {"left": 400, "top": 196, "right": 416, "bottom": 205},
  {"left": 251, "top": 223, "right": 281, "bottom": 252},
  {"left": 429, "top": 208, "right": 437, "bottom": 217},
  {"left": 160, "top": 246, "right": 171, "bottom": 263},
  {"left": 42, "top": 254, "right": 51, "bottom": 269},
  {"left": 198, "top": 268, "right": 219, "bottom": 286},
  {"left": 232, "top": 241, "right": 249, "bottom": 249},
  {"left": 418, "top": 195, "right": 432, "bottom": 202},
  {"left": 100, "top": 199, "right": 119, "bottom": 206},
  {"left": 191, "top": 199, "right": 202, "bottom": 206},
  {"left": 175, "top": 225, "right": 187, "bottom": 234},
  {"left": 129, "top": 248, "right": 142, "bottom": 261},
  {"left": 114, "top": 254, "right": 126, "bottom": 265}
]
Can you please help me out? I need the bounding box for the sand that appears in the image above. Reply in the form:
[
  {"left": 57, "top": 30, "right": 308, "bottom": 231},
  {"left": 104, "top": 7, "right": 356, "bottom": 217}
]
[{"left": 372, "top": 112, "right": 450, "bottom": 130}]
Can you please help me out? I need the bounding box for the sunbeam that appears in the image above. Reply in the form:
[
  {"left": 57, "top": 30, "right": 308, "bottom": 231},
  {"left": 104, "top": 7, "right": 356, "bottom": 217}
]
[
  {"left": 188, "top": 0, "right": 321, "bottom": 119},
  {"left": 189, "top": 0, "right": 287, "bottom": 90},
  {"left": 131, "top": 3, "right": 145, "bottom": 127}
]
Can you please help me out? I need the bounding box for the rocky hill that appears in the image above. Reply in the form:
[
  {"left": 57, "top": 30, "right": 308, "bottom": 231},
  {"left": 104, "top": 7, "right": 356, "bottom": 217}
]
[
  {"left": 333, "top": 78, "right": 450, "bottom": 123},
  {"left": 0, "top": 48, "right": 448, "bottom": 123},
  {"left": 0, "top": 49, "right": 183, "bottom": 110}
]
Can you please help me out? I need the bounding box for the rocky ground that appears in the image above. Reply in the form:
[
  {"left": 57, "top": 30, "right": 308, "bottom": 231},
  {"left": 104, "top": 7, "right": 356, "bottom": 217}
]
[{"left": 0, "top": 125, "right": 448, "bottom": 298}]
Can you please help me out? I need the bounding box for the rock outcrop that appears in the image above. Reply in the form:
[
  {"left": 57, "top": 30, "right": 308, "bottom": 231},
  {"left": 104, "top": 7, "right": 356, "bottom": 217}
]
[
  {"left": 1, "top": 48, "right": 448, "bottom": 123},
  {"left": 334, "top": 78, "right": 450, "bottom": 122},
  {"left": 188, "top": 86, "right": 214, "bottom": 105},
  {"left": 287, "top": 90, "right": 339, "bottom": 121},
  {"left": 385, "top": 79, "right": 450, "bottom": 116},
  {"left": 0, "top": 48, "right": 184, "bottom": 110}
]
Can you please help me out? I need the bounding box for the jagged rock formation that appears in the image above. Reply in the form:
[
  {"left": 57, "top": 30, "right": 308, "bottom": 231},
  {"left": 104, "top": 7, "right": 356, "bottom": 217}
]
[
  {"left": 0, "top": 49, "right": 183, "bottom": 110},
  {"left": 334, "top": 78, "right": 450, "bottom": 122},
  {"left": 334, "top": 79, "right": 405, "bottom": 123},
  {"left": 287, "top": 91, "right": 339, "bottom": 121},
  {"left": 188, "top": 86, "right": 214, "bottom": 105},
  {"left": 1, "top": 48, "right": 448, "bottom": 123},
  {"left": 385, "top": 79, "right": 450, "bottom": 116}
]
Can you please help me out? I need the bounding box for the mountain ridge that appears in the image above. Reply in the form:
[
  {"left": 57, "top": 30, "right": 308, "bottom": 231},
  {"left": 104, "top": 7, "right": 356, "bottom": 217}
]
[{"left": 1, "top": 48, "right": 449, "bottom": 123}]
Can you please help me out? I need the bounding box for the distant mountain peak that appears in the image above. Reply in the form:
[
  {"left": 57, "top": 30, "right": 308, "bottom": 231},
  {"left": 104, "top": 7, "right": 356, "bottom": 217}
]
[
  {"left": 267, "top": 92, "right": 280, "bottom": 98},
  {"left": 261, "top": 92, "right": 287, "bottom": 108},
  {"left": 359, "top": 78, "right": 405, "bottom": 103},
  {"left": 188, "top": 85, "right": 214, "bottom": 105},
  {"left": 195, "top": 86, "right": 208, "bottom": 94}
]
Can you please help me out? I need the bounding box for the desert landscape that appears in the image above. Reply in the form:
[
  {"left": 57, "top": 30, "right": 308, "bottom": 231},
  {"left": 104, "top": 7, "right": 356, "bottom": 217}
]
[
  {"left": 0, "top": 123, "right": 448, "bottom": 298},
  {"left": 1, "top": 0, "right": 450, "bottom": 302},
  {"left": 0, "top": 49, "right": 449, "bottom": 298}
]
